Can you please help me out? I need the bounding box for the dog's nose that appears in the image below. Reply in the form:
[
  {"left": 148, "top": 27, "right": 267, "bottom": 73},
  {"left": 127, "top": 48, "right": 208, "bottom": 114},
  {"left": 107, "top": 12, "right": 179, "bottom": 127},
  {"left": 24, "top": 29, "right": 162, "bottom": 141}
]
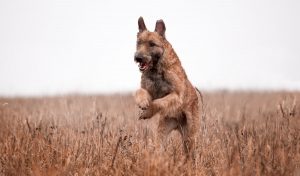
[
  {"left": 135, "top": 57, "right": 143, "bottom": 63},
  {"left": 134, "top": 53, "right": 143, "bottom": 62}
]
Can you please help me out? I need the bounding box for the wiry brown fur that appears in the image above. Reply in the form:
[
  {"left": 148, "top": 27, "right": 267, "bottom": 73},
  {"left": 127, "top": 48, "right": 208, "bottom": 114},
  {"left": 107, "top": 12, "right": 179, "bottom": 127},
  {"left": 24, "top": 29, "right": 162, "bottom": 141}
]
[{"left": 134, "top": 17, "right": 200, "bottom": 158}]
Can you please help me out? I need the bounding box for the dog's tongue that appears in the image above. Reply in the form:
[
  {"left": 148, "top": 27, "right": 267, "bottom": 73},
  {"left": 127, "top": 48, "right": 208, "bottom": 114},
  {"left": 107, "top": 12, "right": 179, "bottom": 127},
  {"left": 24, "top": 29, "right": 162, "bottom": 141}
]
[
  {"left": 138, "top": 62, "right": 148, "bottom": 70},
  {"left": 139, "top": 62, "right": 145, "bottom": 68}
]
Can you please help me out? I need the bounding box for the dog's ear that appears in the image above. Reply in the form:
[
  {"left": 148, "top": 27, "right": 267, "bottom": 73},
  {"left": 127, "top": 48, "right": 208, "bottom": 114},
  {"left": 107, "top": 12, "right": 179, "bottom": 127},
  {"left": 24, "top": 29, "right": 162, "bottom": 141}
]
[
  {"left": 155, "top": 19, "right": 166, "bottom": 37},
  {"left": 138, "top": 17, "right": 147, "bottom": 33}
]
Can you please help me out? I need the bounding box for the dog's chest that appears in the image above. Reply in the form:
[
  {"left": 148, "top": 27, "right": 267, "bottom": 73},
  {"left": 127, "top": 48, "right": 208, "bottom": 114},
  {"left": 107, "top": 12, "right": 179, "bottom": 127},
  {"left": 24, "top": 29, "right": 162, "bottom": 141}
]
[{"left": 142, "top": 72, "right": 173, "bottom": 99}]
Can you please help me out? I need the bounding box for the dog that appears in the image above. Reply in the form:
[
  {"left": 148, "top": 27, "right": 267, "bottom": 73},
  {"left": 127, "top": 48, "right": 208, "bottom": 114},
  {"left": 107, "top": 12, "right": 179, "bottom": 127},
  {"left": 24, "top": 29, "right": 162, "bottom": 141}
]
[{"left": 134, "top": 17, "right": 201, "bottom": 158}]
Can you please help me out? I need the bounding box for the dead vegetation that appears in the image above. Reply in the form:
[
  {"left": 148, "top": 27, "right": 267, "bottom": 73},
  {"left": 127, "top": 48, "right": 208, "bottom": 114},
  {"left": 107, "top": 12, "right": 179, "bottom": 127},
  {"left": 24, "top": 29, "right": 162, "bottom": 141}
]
[{"left": 0, "top": 91, "right": 300, "bottom": 175}]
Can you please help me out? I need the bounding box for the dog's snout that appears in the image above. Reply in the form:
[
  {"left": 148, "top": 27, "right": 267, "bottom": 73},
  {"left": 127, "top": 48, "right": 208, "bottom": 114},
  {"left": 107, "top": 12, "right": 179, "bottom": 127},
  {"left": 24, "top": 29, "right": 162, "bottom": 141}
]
[
  {"left": 134, "top": 53, "right": 143, "bottom": 62},
  {"left": 135, "top": 57, "right": 143, "bottom": 63}
]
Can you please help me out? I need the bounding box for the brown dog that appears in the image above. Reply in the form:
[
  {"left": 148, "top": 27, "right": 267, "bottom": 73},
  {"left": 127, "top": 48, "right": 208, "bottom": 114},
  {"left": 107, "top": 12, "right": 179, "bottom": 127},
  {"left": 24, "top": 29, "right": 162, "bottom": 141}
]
[{"left": 134, "top": 17, "right": 200, "bottom": 157}]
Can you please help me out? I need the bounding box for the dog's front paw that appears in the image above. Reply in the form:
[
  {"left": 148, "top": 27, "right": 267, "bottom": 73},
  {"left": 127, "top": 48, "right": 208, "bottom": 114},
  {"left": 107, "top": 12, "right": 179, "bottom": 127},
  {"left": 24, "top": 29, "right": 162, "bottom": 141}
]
[
  {"left": 138, "top": 109, "right": 152, "bottom": 120},
  {"left": 137, "top": 99, "right": 150, "bottom": 110},
  {"left": 135, "top": 88, "right": 152, "bottom": 110}
]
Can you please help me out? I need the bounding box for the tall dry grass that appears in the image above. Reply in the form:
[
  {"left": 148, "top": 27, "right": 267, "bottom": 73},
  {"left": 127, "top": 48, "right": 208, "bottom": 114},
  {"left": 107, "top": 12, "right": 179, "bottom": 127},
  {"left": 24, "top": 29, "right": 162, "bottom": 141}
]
[{"left": 0, "top": 91, "right": 300, "bottom": 175}]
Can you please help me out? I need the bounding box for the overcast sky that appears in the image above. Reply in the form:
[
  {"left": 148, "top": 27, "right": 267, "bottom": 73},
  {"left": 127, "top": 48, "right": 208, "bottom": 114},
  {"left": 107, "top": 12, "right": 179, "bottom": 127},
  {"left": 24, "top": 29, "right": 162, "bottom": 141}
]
[{"left": 0, "top": 0, "right": 299, "bottom": 96}]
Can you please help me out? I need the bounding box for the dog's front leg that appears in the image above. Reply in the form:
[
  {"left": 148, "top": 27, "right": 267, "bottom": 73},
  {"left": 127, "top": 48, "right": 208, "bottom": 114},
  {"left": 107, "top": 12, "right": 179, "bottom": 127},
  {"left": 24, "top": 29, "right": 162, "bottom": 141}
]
[
  {"left": 135, "top": 88, "right": 152, "bottom": 110},
  {"left": 139, "top": 107, "right": 157, "bottom": 120},
  {"left": 135, "top": 88, "right": 155, "bottom": 120},
  {"left": 139, "top": 92, "right": 182, "bottom": 120},
  {"left": 152, "top": 92, "right": 183, "bottom": 117},
  {"left": 139, "top": 92, "right": 183, "bottom": 120}
]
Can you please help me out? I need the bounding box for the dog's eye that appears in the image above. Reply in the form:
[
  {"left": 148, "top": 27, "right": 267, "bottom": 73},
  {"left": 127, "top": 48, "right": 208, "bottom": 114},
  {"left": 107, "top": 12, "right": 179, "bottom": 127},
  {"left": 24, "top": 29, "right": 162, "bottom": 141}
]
[
  {"left": 149, "top": 41, "right": 156, "bottom": 47},
  {"left": 137, "top": 40, "right": 142, "bottom": 45}
]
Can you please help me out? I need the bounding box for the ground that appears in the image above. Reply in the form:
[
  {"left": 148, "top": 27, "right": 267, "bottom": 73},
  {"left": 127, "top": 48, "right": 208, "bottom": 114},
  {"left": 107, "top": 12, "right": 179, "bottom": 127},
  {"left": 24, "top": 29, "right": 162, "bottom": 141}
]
[{"left": 0, "top": 91, "right": 300, "bottom": 175}]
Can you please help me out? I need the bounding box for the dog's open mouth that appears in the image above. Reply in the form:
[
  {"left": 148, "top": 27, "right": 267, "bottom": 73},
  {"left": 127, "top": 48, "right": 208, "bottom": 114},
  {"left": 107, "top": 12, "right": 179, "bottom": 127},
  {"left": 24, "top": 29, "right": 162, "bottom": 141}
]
[{"left": 138, "top": 62, "right": 149, "bottom": 72}]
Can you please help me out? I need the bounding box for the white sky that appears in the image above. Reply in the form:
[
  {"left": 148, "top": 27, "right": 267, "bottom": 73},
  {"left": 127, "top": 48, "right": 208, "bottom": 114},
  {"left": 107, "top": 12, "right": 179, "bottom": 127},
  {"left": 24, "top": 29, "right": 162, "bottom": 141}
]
[{"left": 0, "top": 0, "right": 299, "bottom": 96}]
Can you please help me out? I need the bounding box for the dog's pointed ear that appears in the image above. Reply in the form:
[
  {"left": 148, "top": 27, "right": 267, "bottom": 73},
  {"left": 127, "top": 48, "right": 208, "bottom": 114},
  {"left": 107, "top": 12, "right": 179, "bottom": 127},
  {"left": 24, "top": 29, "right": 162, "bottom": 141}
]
[
  {"left": 155, "top": 19, "right": 166, "bottom": 37},
  {"left": 138, "top": 17, "right": 147, "bottom": 33}
]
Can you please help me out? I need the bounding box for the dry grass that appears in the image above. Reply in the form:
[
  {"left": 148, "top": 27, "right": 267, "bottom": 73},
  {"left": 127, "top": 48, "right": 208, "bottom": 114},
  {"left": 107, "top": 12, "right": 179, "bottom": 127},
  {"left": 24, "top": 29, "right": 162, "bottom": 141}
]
[{"left": 1, "top": 91, "right": 300, "bottom": 176}]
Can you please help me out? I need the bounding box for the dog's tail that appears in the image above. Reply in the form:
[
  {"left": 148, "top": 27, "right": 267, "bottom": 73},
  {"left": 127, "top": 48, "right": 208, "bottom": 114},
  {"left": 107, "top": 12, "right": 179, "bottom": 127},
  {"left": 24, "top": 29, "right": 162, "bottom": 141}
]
[
  {"left": 195, "top": 87, "right": 203, "bottom": 106},
  {"left": 195, "top": 87, "right": 205, "bottom": 121}
]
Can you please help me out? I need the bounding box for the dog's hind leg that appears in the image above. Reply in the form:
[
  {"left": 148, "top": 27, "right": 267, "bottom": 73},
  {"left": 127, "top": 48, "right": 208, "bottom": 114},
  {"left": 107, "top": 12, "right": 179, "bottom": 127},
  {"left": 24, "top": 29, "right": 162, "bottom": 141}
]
[
  {"left": 178, "top": 107, "right": 200, "bottom": 161},
  {"left": 156, "top": 117, "right": 178, "bottom": 152}
]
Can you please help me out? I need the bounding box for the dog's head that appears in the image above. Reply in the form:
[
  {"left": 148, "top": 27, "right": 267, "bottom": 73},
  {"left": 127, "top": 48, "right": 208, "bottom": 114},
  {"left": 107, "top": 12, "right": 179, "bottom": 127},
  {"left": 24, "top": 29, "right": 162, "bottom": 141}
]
[{"left": 134, "top": 17, "right": 166, "bottom": 72}]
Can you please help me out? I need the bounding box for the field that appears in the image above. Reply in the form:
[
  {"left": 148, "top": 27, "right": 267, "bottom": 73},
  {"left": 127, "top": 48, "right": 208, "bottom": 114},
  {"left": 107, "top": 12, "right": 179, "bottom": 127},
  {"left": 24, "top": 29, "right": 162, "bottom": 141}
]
[{"left": 1, "top": 91, "right": 300, "bottom": 175}]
